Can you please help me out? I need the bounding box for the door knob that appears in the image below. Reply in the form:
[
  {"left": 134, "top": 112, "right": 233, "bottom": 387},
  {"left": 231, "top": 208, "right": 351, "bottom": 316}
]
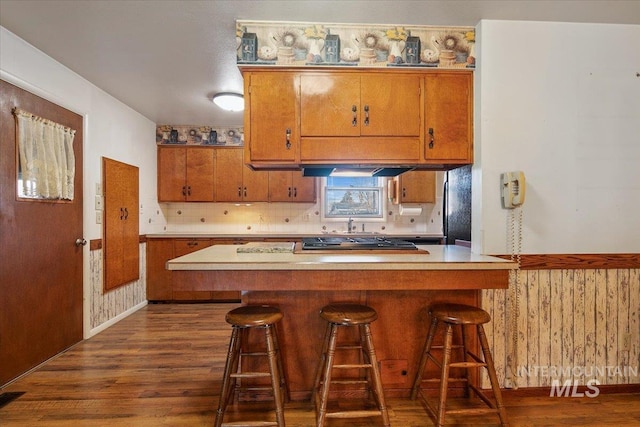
[{"left": 75, "top": 238, "right": 87, "bottom": 247}]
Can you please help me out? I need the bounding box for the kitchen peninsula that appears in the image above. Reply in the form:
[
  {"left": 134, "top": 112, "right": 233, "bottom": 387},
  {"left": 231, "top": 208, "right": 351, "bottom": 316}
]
[{"left": 167, "top": 243, "right": 516, "bottom": 399}]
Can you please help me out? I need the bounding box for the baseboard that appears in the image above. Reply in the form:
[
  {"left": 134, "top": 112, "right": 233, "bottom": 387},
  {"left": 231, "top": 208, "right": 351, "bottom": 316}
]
[{"left": 87, "top": 300, "right": 148, "bottom": 338}]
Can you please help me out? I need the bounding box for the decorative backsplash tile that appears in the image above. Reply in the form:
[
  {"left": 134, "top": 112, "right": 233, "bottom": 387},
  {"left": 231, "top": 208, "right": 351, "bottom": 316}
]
[
  {"left": 236, "top": 20, "right": 475, "bottom": 69},
  {"left": 156, "top": 125, "right": 243, "bottom": 146}
]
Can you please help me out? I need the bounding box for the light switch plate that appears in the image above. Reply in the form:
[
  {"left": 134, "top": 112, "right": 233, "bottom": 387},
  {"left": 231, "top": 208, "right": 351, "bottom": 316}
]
[
  {"left": 96, "top": 211, "right": 103, "bottom": 224},
  {"left": 95, "top": 195, "right": 103, "bottom": 210}
]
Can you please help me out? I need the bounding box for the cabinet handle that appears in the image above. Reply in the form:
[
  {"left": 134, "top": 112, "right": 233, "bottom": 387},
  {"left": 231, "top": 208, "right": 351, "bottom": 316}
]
[
  {"left": 285, "top": 128, "right": 291, "bottom": 150},
  {"left": 187, "top": 185, "right": 191, "bottom": 196},
  {"left": 182, "top": 185, "right": 187, "bottom": 196},
  {"left": 352, "top": 105, "right": 357, "bottom": 126},
  {"left": 288, "top": 187, "right": 292, "bottom": 198},
  {"left": 237, "top": 186, "right": 242, "bottom": 197},
  {"left": 119, "top": 207, "right": 124, "bottom": 220},
  {"left": 402, "top": 187, "right": 407, "bottom": 198},
  {"left": 293, "top": 187, "right": 297, "bottom": 198},
  {"left": 364, "top": 104, "right": 369, "bottom": 126},
  {"left": 428, "top": 128, "right": 435, "bottom": 149},
  {"left": 187, "top": 241, "right": 198, "bottom": 247},
  {"left": 123, "top": 207, "right": 128, "bottom": 220},
  {"left": 243, "top": 187, "right": 247, "bottom": 198}
]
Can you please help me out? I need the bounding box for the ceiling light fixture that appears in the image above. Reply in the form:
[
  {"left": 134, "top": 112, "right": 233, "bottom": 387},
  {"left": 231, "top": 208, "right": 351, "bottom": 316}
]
[{"left": 212, "top": 92, "right": 244, "bottom": 112}]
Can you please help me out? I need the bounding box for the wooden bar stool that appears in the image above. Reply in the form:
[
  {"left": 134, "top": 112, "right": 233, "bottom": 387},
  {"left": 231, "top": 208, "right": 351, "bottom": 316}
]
[
  {"left": 214, "top": 305, "right": 287, "bottom": 427},
  {"left": 410, "top": 303, "right": 508, "bottom": 426},
  {"left": 312, "top": 303, "right": 390, "bottom": 427}
]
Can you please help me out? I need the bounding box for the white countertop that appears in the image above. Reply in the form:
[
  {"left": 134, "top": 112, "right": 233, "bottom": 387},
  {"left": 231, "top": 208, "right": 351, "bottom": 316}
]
[{"left": 166, "top": 242, "right": 516, "bottom": 271}]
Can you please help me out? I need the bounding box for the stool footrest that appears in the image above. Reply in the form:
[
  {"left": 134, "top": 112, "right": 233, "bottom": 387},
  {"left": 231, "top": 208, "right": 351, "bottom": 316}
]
[
  {"left": 241, "top": 351, "right": 269, "bottom": 357},
  {"left": 230, "top": 372, "right": 271, "bottom": 379},
  {"left": 326, "top": 410, "right": 385, "bottom": 419},
  {"left": 336, "top": 345, "right": 363, "bottom": 351},
  {"left": 330, "top": 379, "right": 368, "bottom": 385},
  {"left": 446, "top": 407, "right": 501, "bottom": 416},
  {"left": 333, "top": 363, "right": 372, "bottom": 369},
  {"left": 221, "top": 422, "right": 279, "bottom": 427},
  {"left": 449, "top": 361, "right": 486, "bottom": 368}
]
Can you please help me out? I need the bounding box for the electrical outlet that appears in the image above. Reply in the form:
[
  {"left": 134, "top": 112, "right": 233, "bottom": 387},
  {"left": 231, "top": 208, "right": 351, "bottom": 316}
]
[
  {"left": 95, "top": 195, "right": 103, "bottom": 210},
  {"left": 303, "top": 213, "right": 310, "bottom": 222},
  {"left": 95, "top": 183, "right": 102, "bottom": 194},
  {"left": 96, "top": 211, "right": 103, "bottom": 224}
]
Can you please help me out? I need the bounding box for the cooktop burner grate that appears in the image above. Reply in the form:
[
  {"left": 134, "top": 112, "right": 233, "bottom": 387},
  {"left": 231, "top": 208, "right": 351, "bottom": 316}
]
[{"left": 301, "top": 237, "right": 417, "bottom": 250}]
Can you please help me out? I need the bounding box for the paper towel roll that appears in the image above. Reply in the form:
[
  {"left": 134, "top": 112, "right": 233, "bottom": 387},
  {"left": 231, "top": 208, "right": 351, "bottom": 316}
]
[{"left": 398, "top": 204, "right": 423, "bottom": 216}]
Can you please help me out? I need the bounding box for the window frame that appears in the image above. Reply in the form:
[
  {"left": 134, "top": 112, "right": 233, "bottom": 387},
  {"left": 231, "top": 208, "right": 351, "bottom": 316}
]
[{"left": 320, "top": 176, "right": 388, "bottom": 222}]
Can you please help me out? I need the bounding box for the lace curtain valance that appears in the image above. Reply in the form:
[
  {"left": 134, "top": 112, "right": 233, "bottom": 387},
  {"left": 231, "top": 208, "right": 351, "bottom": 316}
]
[{"left": 13, "top": 108, "right": 76, "bottom": 200}]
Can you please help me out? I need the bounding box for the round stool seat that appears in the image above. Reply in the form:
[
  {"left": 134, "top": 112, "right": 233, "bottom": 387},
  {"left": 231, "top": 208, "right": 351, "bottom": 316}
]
[
  {"left": 225, "top": 305, "right": 283, "bottom": 327},
  {"left": 320, "top": 303, "right": 378, "bottom": 325},
  {"left": 429, "top": 303, "right": 491, "bottom": 325}
]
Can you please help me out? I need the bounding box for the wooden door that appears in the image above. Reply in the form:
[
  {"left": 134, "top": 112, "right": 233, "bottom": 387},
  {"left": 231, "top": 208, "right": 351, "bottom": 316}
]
[
  {"left": 425, "top": 72, "right": 473, "bottom": 162},
  {"left": 360, "top": 74, "right": 422, "bottom": 137},
  {"left": 242, "top": 167, "right": 269, "bottom": 202},
  {"left": 292, "top": 172, "right": 316, "bottom": 202},
  {"left": 395, "top": 171, "right": 436, "bottom": 204},
  {"left": 214, "top": 148, "right": 243, "bottom": 202},
  {"left": 300, "top": 73, "right": 361, "bottom": 137},
  {"left": 245, "top": 71, "right": 298, "bottom": 162},
  {"left": 173, "top": 239, "right": 215, "bottom": 301},
  {"left": 268, "top": 171, "right": 292, "bottom": 202},
  {"left": 185, "top": 147, "right": 215, "bottom": 201},
  {"left": 146, "top": 239, "right": 174, "bottom": 301},
  {"left": 0, "top": 80, "right": 83, "bottom": 386},
  {"left": 157, "top": 146, "right": 186, "bottom": 201},
  {"left": 103, "top": 158, "right": 139, "bottom": 291}
]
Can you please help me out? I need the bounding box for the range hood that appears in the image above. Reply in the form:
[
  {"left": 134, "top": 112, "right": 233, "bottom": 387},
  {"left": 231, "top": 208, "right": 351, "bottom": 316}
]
[{"left": 302, "top": 166, "right": 415, "bottom": 177}]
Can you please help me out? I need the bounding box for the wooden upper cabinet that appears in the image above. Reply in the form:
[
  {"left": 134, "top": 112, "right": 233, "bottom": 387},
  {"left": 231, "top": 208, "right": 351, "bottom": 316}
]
[
  {"left": 268, "top": 171, "right": 316, "bottom": 202},
  {"left": 300, "top": 73, "right": 421, "bottom": 137},
  {"left": 103, "top": 157, "right": 139, "bottom": 291},
  {"left": 244, "top": 71, "right": 298, "bottom": 163},
  {"left": 215, "top": 147, "right": 269, "bottom": 202},
  {"left": 240, "top": 67, "right": 473, "bottom": 169},
  {"left": 157, "top": 146, "right": 215, "bottom": 202},
  {"left": 391, "top": 171, "right": 436, "bottom": 204},
  {"left": 424, "top": 72, "right": 473, "bottom": 163},
  {"left": 299, "top": 71, "right": 423, "bottom": 162}
]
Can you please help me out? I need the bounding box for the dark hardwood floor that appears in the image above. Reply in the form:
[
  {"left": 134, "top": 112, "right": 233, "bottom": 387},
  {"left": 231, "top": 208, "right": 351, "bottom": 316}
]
[{"left": 1, "top": 303, "right": 639, "bottom": 426}]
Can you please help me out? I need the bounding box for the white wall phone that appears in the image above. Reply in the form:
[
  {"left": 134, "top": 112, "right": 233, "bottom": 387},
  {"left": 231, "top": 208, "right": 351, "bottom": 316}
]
[
  {"left": 501, "top": 170, "right": 526, "bottom": 389},
  {"left": 501, "top": 171, "right": 526, "bottom": 209}
]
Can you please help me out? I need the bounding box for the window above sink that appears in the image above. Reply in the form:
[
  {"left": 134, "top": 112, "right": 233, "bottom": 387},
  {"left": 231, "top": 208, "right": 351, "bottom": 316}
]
[{"left": 322, "top": 176, "right": 386, "bottom": 222}]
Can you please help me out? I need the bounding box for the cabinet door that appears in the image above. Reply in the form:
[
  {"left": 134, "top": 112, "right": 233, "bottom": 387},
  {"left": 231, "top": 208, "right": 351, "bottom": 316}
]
[
  {"left": 268, "top": 171, "right": 293, "bottom": 202},
  {"left": 300, "top": 73, "right": 361, "bottom": 137},
  {"left": 173, "top": 239, "right": 214, "bottom": 301},
  {"left": 185, "top": 147, "right": 215, "bottom": 201},
  {"left": 214, "top": 148, "right": 244, "bottom": 202},
  {"left": 103, "top": 158, "right": 139, "bottom": 291},
  {"left": 394, "top": 171, "right": 436, "bottom": 204},
  {"left": 243, "top": 167, "right": 269, "bottom": 202},
  {"left": 360, "top": 74, "right": 421, "bottom": 137},
  {"left": 245, "top": 72, "right": 298, "bottom": 162},
  {"left": 425, "top": 72, "right": 473, "bottom": 162},
  {"left": 291, "top": 171, "right": 316, "bottom": 202},
  {"left": 146, "top": 239, "right": 174, "bottom": 301},
  {"left": 157, "top": 146, "right": 186, "bottom": 202}
]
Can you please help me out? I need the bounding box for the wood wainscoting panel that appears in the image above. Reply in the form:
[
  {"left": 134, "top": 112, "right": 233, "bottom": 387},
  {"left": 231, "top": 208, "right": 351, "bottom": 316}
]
[{"left": 482, "top": 267, "right": 640, "bottom": 390}]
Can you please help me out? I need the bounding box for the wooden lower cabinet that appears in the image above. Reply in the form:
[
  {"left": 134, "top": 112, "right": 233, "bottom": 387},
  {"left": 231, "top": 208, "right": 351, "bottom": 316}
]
[{"left": 146, "top": 238, "right": 240, "bottom": 302}]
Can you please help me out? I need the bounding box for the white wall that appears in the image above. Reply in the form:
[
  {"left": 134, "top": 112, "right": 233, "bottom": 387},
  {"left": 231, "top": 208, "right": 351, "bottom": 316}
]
[
  {"left": 474, "top": 20, "right": 640, "bottom": 255},
  {"left": 1, "top": 26, "right": 164, "bottom": 336}
]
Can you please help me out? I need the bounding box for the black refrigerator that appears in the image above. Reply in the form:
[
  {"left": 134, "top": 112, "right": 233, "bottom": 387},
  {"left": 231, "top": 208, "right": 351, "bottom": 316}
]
[{"left": 443, "top": 165, "right": 472, "bottom": 245}]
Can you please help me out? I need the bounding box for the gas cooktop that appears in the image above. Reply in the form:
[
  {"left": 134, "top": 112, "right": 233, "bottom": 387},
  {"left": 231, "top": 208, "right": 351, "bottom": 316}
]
[{"left": 301, "top": 236, "right": 417, "bottom": 251}]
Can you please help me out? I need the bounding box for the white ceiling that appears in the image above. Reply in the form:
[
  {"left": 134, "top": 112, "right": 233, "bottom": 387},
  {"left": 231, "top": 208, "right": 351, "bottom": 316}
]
[{"left": 1, "top": 0, "right": 639, "bottom": 127}]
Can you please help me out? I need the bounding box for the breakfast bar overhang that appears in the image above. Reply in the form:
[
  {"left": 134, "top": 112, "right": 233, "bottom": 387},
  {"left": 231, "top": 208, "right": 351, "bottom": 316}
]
[{"left": 167, "top": 243, "right": 516, "bottom": 400}]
